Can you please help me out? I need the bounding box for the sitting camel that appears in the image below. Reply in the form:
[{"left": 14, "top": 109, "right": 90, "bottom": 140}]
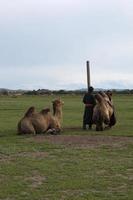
[
  {"left": 53, "top": 98, "right": 63, "bottom": 122},
  {"left": 17, "top": 99, "right": 64, "bottom": 135},
  {"left": 92, "top": 91, "right": 116, "bottom": 131},
  {"left": 47, "top": 98, "right": 64, "bottom": 134}
]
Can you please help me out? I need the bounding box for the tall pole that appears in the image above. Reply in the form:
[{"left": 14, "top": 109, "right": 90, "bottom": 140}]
[{"left": 86, "top": 60, "right": 90, "bottom": 92}]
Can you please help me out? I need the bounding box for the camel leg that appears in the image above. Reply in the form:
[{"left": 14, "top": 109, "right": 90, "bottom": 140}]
[
  {"left": 96, "top": 122, "right": 104, "bottom": 131},
  {"left": 46, "top": 128, "right": 61, "bottom": 135}
]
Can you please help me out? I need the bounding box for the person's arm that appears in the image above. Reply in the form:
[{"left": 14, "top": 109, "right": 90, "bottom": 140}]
[{"left": 83, "top": 94, "right": 87, "bottom": 104}]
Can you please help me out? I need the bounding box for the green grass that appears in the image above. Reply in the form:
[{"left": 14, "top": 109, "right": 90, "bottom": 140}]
[
  {"left": 0, "top": 94, "right": 133, "bottom": 200},
  {"left": 1, "top": 94, "right": 133, "bottom": 136}
]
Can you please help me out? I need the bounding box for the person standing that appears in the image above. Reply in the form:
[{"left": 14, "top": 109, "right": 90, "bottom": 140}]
[{"left": 82, "top": 86, "right": 96, "bottom": 130}]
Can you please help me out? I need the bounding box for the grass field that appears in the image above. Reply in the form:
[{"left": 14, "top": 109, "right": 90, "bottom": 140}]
[{"left": 0, "top": 94, "right": 133, "bottom": 200}]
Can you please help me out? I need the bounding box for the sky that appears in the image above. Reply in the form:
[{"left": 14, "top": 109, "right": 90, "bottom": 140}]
[{"left": 0, "top": 0, "right": 133, "bottom": 90}]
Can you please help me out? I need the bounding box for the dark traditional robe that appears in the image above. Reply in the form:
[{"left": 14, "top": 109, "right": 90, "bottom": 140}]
[{"left": 83, "top": 92, "right": 96, "bottom": 127}]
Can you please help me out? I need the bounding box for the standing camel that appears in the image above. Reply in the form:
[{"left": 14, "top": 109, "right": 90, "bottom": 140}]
[{"left": 92, "top": 92, "right": 116, "bottom": 131}]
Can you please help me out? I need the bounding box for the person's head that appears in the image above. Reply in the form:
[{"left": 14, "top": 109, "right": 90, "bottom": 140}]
[{"left": 88, "top": 86, "right": 94, "bottom": 93}]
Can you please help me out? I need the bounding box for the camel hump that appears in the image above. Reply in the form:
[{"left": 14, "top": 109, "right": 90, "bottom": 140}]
[
  {"left": 24, "top": 106, "right": 35, "bottom": 117},
  {"left": 95, "top": 93, "right": 103, "bottom": 104},
  {"left": 106, "top": 90, "right": 112, "bottom": 101},
  {"left": 40, "top": 108, "right": 50, "bottom": 115},
  {"left": 99, "top": 91, "right": 106, "bottom": 96},
  {"left": 99, "top": 91, "right": 108, "bottom": 98}
]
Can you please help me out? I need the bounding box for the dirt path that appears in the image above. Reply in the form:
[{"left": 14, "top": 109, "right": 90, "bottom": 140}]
[{"left": 31, "top": 135, "right": 133, "bottom": 148}]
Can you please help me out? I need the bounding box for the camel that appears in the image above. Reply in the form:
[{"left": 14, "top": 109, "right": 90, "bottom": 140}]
[
  {"left": 47, "top": 98, "right": 64, "bottom": 134},
  {"left": 92, "top": 91, "right": 116, "bottom": 131},
  {"left": 53, "top": 98, "right": 63, "bottom": 121},
  {"left": 17, "top": 99, "right": 64, "bottom": 135}
]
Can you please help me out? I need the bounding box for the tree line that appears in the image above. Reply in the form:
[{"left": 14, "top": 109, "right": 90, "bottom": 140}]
[{"left": 0, "top": 88, "right": 133, "bottom": 96}]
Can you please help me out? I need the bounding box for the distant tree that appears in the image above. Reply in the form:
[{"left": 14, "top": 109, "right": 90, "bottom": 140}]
[{"left": 1, "top": 89, "right": 9, "bottom": 95}]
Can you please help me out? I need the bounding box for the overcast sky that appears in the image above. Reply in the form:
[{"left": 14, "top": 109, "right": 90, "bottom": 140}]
[{"left": 0, "top": 0, "right": 133, "bottom": 90}]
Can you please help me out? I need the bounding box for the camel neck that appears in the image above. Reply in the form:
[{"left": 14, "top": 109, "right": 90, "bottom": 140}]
[{"left": 54, "top": 108, "right": 62, "bottom": 121}]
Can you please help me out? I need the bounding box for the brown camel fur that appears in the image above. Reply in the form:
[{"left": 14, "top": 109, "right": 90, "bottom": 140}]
[
  {"left": 47, "top": 98, "right": 64, "bottom": 134},
  {"left": 17, "top": 99, "right": 64, "bottom": 135},
  {"left": 53, "top": 98, "right": 64, "bottom": 122},
  {"left": 93, "top": 92, "right": 116, "bottom": 131}
]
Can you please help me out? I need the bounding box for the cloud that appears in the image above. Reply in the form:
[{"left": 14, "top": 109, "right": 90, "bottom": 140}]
[
  {"left": 0, "top": 65, "right": 85, "bottom": 90},
  {"left": 0, "top": 0, "right": 133, "bottom": 89},
  {"left": 92, "top": 72, "right": 133, "bottom": 89},
  {"left": 1, "top": 65, "right": 133, "bottom": 90},
  {"left": 0, "top": 0, "right": 83, "bottom": 23}
]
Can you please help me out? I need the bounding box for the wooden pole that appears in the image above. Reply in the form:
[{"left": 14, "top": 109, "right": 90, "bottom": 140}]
[{"left": 86, "top": 60, "right": 90, "bottom": 91}]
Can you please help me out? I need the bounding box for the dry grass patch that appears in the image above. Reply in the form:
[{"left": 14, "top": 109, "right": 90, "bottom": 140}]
[{"left": 25, "top": 170, "right": 47, "bottom": 188}]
